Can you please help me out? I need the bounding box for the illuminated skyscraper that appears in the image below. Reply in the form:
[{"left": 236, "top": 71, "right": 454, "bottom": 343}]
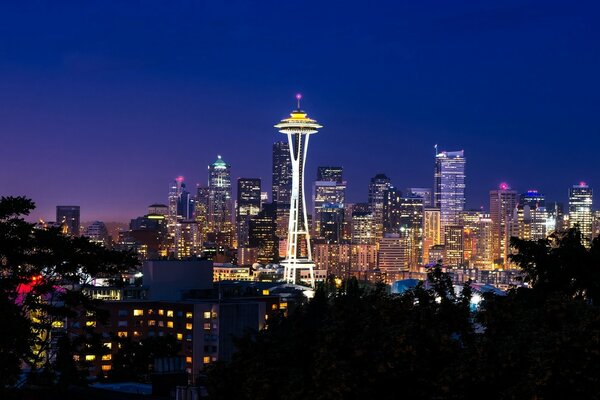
[
  {"left": 475, "top": 215, "right": 493, "bottom": 269},
  {"left": 422, "top": 207, "right": 441, "bottom": 265},
  {"left": 317, "top": 166, "right": 343, "bottom": 183},
  {"left": 312, "top": 180, "right": 346, "bottom": 237},
  {"left": 569, "top": 182, "right": 593, "bottom": 247},
  {"left": 407, "top": 187, "right": 433, "bottom": 207},
  {"left": 56, "top": 205, "right": 80, "bottom": 236},
  {"left": 444, "top": 225, "right": 464, "bottom": 267},
  {"left": 208, "top": 155, "right": 233, "bottom": 246},
  {"left": 434, "top": 149, "right": 466, "bottom": 232},
  {"left": 369, "top": 173, "right": 392, "bottom": 239},
  {"left": 236, "top": 178, "right": 261, "bottom": 247},
  {"left": 490, "top": 183, "right": 518, "bottom": 266},
  {"left": 272, "top": 141, "right": 292, "bottom": 204},
  {"left": 274, "top": 95, "right": 323, "bottom": 286}
]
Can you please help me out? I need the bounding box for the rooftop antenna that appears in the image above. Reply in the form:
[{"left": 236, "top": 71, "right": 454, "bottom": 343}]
[
  {"left": 296, "top": 93, "right": 302, "bottom": 109},
  {"left": 434, "top": 144, "right": 438, "bottom": 156}
]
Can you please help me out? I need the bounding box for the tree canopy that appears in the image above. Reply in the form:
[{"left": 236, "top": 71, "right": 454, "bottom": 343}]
[{"left": 0, "top": 196, "right": 138, "bottom": 390}]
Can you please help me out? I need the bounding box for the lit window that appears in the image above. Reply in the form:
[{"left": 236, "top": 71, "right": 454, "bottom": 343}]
[
  {"left": 186, "top": 312, "right": 193, "bottom": 319},
  {"left": 167, "top": 310, "right": 174, "bottom": 317},
  {"left": 86, "top": 321, "right": 96, "bottom": 327},
  {"left": 148, "top": 309, "right": 154, "bottom": 315},
  {"left": 177, "top": 333, "right": 183, "bottom": 340},
  {"left": 52, "top": 320, "right": 64, "bottom": 328},
  {"left": 186, "top": 356, "right": 192, "bottom": 363},
  {"left": 85, "top": 355, "right": 96, "bottom": 361},
  {"left": 117, "top": 331, "right": 127, "bottom": 338},
  {"left": 133, "top": 309, "right": 143, "bottom": 316},
  {"left": 186, "top": 323, "right": 193, "bottom": 330},
  {"left": 203, "top": 322, "right": 211, "bottom": 330},
  {"left": 262, "top": 289, "right": 269, "bottom": 295},
  {"left": 158, "top": 321, "right": 164, "bottom": 327},
  {"left": 271, "top": 304, "right": 277, "bottom": 310},
  {"left": 102, "top": 354, "right": 111, "bottom": 361},
  {"left": 203, "top": 311, "right": 211, "bottom": 319},
  {"left": 73, "top": 355, "right": 80, "bottom": 362},
  {"left": 158, "top": 309, "right": 164, "bottom": 316},
  {"left": 279, "top": 303, "right": 287, "bottom": 310},
  {"left": 103, "top": 342, "right": 112, "bottom": 349},
  {"left": 167, "top": 321, "right": 174, "bottom": 328},
  {"left": 133, "top": 331, "right": 140, "bottom": 337},
  {"left": 203, "top": 356, "right": 210, "bottom": 364},
  {"left": 148, "top": 320, "right": 156, "bottom": 326},
  {"left": 102, "top": 365, "right": 111, "bottom": 371}
]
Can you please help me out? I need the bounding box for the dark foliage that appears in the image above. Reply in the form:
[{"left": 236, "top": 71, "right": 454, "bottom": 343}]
[{"left": 0, "top": 196, "right": 138, "bottom": 390}]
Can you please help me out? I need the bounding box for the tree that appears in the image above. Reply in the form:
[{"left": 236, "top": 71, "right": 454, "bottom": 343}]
[{"left": 0, "top": 196, "right": 138, "bottom": 390}]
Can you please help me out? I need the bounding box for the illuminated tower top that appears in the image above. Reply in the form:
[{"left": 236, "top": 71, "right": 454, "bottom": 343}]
[{"left": 274, "top": 94, "right": 323, "bottom": 134}]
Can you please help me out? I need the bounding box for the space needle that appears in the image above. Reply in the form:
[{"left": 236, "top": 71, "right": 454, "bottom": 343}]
[{"left": 274, "top": 94, "right": 323, "bottom": 287}]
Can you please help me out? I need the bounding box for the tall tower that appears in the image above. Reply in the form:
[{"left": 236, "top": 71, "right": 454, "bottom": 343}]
[
  {"left": 434, "top": 149, "right": 466, "bottom": 233},
  {"left": 208, "top": 155, "right": 233, "bottom": 246},
  {"left": 490, "top": 183, "right": 518, "bottom": 266},
  {"left": 569, "top": 182, "right": 593, "bottom": 247},
  {"left": 274, "top": 94, "right": 323, "bottom": 286}
]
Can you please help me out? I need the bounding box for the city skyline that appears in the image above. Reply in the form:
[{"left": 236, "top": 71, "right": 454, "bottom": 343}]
[{"left": 2, "top": 2, "right": 600, "bottom": 221}]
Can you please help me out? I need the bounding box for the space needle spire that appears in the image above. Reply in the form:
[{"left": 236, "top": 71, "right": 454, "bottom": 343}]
[{"left": 274, "top": 94, "right": 323, "bottom": 287}]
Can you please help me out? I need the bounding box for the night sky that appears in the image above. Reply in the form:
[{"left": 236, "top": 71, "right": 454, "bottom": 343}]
[{"left": 1, "top": 1, "right": 600, "bottom": 221}]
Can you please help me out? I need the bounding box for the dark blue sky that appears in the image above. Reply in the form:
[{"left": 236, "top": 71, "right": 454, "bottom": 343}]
[{"left": 1, "top": 1, "right": 599, "bottom": 221}]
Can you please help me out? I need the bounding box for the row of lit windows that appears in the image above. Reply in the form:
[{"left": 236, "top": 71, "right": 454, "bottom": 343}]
[{"left": 124, "top": 309, "right": 194, "bottom": 319}]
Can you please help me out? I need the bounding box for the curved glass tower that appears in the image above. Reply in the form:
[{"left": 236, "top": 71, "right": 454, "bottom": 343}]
[{"left": 274, "top": 95, "right": 323, "bottom": 287}]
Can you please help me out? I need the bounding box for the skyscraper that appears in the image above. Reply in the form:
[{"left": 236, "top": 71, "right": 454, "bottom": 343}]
[
  {"left": 407, "top": 187, "right": 433, "bottom": 207},
  {"left": 369, "top": 173, "right": 392, "bottom": 239},
  {"left": 312, "top": 179, "right": 346, "bottom": 237},
  {"left": 208, "top": 155, "right": 233, "bottom": 246},
  {"left": 272, "top": 141, "right": 292, "bottom": 205},
  {"left": 317, "top": 166, "right": 343, "bottom": 183},
  {"left": 434, "top": 149, "right": 466, "bottom": 232},
  {"left": 422, "top": 207, "right": 441, "bottom": 265},
  {"left": 490, "top": 183, "right": 518, "bottom": 266},
  {"left": 444, "top": 225, "right": 464, "bottom": 267},
  {"left": 274, "top": 95, "right": 323, "bottom": 286},
  {"left": 56, "top": 205, "right": 80, "bottom": 236},
  {"left": 237, "top": 178, "right": 262, "bottom": 247},
  {"left": 569, "top": 182, "right": 593, "bottom": 247}
]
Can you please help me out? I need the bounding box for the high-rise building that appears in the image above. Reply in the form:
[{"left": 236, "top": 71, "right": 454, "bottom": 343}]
[
  {"left": 460, "top": 210, "right": 482, "bottom": 266},
  {"left": 382, "top": 186, "right": 402, "bottom": 234},
  {"left": 168, "top": 177, "right": 184, "bottom": 237},
  {"left": 422, "top": 207, "right": 441, "bottom": 265},
  {"left": 319, "top": 203, "right": 345, "bottom": 244},
  {"left": 83, "top": 221, "right": 110, "bottom": 247},
  {"left": 378, "top": 233, "right": 409, "bottom": 283},
  {"left": 569, "top": 182, "right": 593, "bottom": 247},
  {"left": 407, "top": 187, "right": 433, "bottom": 207},
  {"left": 236, "top": 178, "right": 262, "bottom": 247},
  {"left": 475, "top": 215, "right": 493, "bottom": 269},
  {"left": 434, "top": 150, "right": 466, "bottom": 233},
  {"left": 249, "top": 203, "right": 278, "bottom": 265},
  {"left": 56, "top": 205, "right": 80, "bottom": 236},
  {"left": 274, "top": 95, "right": 323, "bottom": 286},
  {"left": 509, "top": 190, "right": 548, "bottom": 243},
  {"left": 317, "top": 166, "right": 343, "bottom": 183},
  {"left": 490, "top": 183, "right": 518, "bottom": 266},
  {"left": 520, "top": 190, "right": 545, "bottom": 210},
  {"left": 312, "top": 180, "right": 346, "bottom": 237},
  {"left": 369, "top": 173, "right": 392, "bottom": 239},
  {"left": 272, "top": 141, "right": 292, "bottom": 205},
  {"left": 208, "top": 155, "right": 233, "bottom": 247},
  {"left": 444, "top": 225, "right": 464, "bottom": 267},
  {"left": 177, "top": 183, "right": 195, "bottom": 221},
  {"left": 351, "top": 211, "right": 376, "bottom": 245}
]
